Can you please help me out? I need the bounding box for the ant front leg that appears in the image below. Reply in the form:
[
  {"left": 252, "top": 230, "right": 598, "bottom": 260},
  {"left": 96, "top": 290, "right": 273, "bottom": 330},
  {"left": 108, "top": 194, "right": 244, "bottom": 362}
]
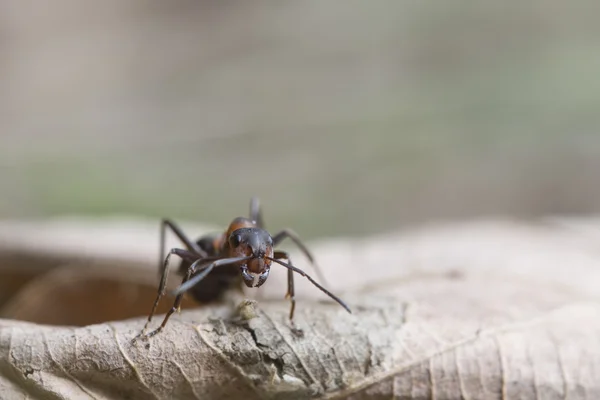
[
  {"left": 133, "top": 247, "right": 201, "bottom": 342},
  {"left": 274, "top": 250, "right": 302, "bottom": 334},
  {"left": 272, "top": 229, "right": 329, "bottom": 287},
  {"left": 140, "top": 262, "right": 197, "bottom": 340}
]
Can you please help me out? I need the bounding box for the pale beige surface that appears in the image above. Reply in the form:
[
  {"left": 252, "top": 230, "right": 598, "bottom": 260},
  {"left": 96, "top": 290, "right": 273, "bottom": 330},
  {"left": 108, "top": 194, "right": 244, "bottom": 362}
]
[{"left": 1, "top": 217, "right": 600, "bottom": 399}]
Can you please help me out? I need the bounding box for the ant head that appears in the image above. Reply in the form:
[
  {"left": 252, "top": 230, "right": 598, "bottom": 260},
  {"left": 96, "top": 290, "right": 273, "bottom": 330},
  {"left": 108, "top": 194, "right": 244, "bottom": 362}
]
[
  {"left": 229, "top": 227, "right": 273, "bottom": 258},
  {"left": 228, "top": 227, "right": 274, "bottom": 287}
]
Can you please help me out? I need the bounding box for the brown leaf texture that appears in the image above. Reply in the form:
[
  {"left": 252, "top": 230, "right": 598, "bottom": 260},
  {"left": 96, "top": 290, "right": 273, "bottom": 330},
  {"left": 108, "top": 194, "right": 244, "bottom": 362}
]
[{"left": 1, "top": 217, "right": 600, "bottom": 399}]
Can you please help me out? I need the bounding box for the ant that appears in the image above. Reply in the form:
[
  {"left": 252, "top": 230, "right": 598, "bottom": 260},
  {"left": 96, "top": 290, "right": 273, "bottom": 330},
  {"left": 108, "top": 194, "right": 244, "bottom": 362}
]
[{"left": 133, "top": 197, "right": 351, "bottom": 341}]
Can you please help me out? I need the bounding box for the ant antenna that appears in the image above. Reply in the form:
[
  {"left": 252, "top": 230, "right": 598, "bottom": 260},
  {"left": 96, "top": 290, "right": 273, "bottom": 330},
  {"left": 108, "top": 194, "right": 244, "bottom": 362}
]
[{"left": 267, "top": 257, "right": 351, "bottom": 314}]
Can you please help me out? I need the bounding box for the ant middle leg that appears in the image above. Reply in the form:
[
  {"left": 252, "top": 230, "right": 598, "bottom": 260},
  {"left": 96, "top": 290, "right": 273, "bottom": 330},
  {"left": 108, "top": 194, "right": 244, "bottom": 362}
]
[
  {"left": 272, "top": 229, "right": 329, "bottom": 287},
  {"left": 160, "top": 219, "right": 207, "bottom": 274}
]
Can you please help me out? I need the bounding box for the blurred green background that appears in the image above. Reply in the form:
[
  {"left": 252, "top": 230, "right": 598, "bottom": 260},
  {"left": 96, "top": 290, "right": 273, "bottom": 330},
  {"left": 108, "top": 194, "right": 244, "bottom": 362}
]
[{"left": 1, "top": 1, "right": 600, "bottom": 240}]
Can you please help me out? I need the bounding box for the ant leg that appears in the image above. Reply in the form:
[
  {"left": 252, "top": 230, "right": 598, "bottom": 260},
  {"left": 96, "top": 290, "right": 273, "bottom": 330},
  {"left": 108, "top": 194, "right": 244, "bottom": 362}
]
[
  {"left": 160, "top": 219, "right": 207, "bottom": 275},
  {"left": 141, "top": 264, "right": 196, "bottom": 339},
  {"left": 275, "top": 251, "right": 296, "bottom": 319},
  {"left": 161, "top": 219, "right": 203, "bottom": 252},
  {"left": 249, "top": 197, "right": 264, "bottom": 228},
  {"left": 133, "top": 247, "right": 201, "bottom": 342},
  {"left": 150, "top": 219, "right": 208, "bottom": 321},
  {"left": 268, "top": 256, "right": 352, "bottom": 315},
  {"left": 272, "top": 229, "right": 329, "bottom": 287},
  {"left": 143, "top": 256, "right": 251, "bottom": 339}
]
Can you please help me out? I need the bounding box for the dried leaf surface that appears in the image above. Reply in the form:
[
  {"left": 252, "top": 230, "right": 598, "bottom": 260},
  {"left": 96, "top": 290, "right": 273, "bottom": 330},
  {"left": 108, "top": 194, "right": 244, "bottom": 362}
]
[{"left": 1, "top": 217, "right": 600, "bottom": 399}]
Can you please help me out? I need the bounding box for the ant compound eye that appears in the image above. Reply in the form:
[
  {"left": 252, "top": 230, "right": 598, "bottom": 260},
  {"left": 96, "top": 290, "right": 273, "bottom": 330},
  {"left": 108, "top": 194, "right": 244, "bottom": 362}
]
[{"left": 230, "top": 234, "right": 242, "bottom": 247}]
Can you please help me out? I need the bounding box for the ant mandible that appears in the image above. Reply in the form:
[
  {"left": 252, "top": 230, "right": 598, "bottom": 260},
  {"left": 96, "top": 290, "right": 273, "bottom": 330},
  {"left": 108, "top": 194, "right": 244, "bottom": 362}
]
[{"left": 134, "top": 197, "right": 351, "bottom": 341}]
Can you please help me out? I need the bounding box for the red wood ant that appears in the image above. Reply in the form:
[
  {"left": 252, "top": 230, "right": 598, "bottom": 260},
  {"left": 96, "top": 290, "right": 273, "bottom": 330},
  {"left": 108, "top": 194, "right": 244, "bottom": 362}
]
[{"left": 134, "top": 198, "right": 351, "bottom": 340}]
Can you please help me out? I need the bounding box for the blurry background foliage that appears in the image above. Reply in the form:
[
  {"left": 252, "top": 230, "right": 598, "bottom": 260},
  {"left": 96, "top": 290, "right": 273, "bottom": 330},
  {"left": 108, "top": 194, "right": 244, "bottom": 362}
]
[{"left": 1, "top": 1, "right": 600, "bottom": 240}]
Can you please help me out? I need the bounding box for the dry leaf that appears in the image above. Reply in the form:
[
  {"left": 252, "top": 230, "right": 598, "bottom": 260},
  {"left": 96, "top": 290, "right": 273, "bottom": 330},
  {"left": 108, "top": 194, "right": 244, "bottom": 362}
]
[
  {"left": 0, "top": 262, "right": 199, "bottom": 325},
  {"left": 1, "top": 217, "right": 600, "bottom": 399}
]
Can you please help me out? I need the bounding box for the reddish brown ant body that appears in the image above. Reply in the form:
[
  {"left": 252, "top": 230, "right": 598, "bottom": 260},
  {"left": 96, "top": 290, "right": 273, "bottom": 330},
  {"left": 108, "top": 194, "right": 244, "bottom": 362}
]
[{"left": 134, "top": 197, "right": 351, "bottom": 340}]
